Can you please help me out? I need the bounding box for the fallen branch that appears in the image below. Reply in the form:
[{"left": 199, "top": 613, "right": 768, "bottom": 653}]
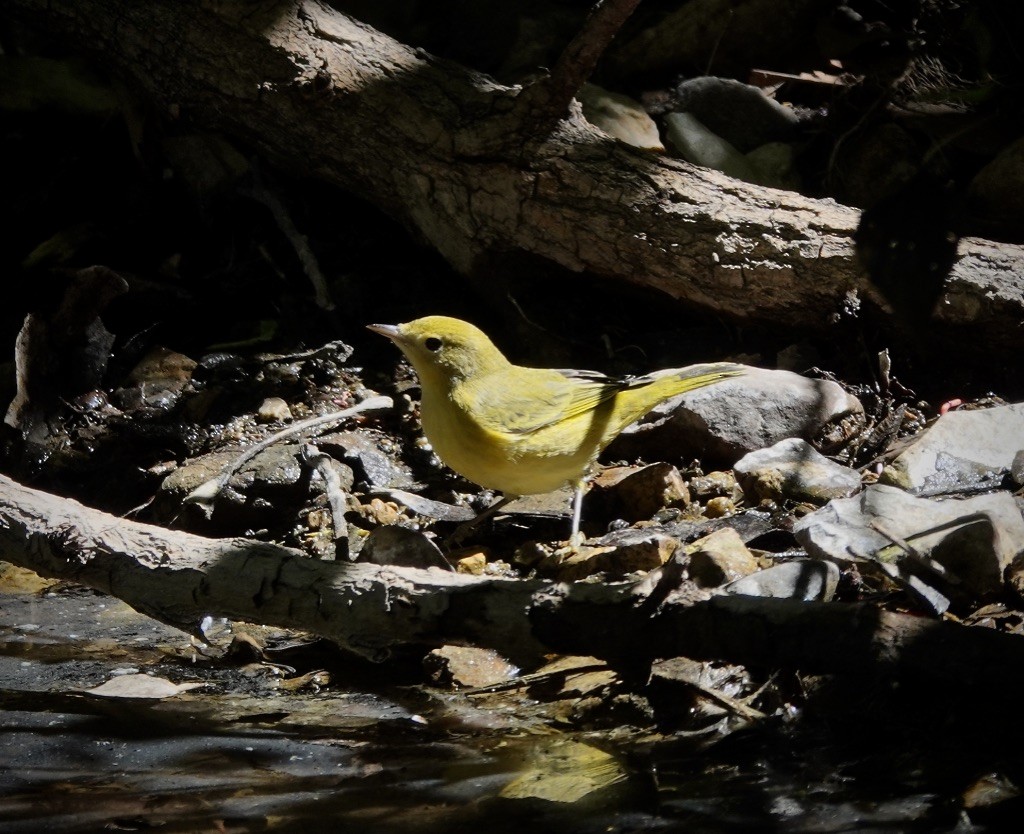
[
  {"left": 5, "top": 0, "right": 1023, "bottom": 352},
  {"left": 3, "top": 473, "right": 1024, "bottom": 695}
]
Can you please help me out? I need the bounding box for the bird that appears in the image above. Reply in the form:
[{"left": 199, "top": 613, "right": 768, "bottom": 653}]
[{"left": 368, "top": 315, "right": 744, "bottom": 546}]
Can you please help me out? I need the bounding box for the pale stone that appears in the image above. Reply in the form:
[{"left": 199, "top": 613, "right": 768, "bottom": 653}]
[
  {"left": 257, "top": 396, "right": 292, "bottom": 423},
  {"left": 734, "top": 437, "right": 861, "bottom": 503},
  {"left": 579, "top": 83, "right": 664, "bottom": 150}
]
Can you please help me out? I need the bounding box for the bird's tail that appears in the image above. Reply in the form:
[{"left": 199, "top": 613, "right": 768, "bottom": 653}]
[
  {"left": 629, "top": 362, "right": 746, "bottom": 393},
  {"left": 613, "top": 362, "right": 746, "bottom": 432}
]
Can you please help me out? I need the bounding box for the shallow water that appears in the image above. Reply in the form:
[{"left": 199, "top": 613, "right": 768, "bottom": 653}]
[{"left": 1, "top": 584, "right": 1019, "bottom": 832}]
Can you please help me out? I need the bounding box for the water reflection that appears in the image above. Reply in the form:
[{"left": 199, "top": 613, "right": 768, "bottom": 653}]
[{"left": 2, "top": 585, "right": 1022, "bottom": 832}]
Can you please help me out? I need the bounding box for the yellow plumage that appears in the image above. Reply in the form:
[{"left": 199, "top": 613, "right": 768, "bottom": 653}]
[{"left": 369, "top": 315, "right": 744, "bottom": 542}]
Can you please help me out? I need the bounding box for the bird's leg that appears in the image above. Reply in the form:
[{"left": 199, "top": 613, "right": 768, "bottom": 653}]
[
  {"left": 447, "top": 494, "right": 516, "bottom": 546},
  {"left": 568, "top": 480, "right": 586, "bottom": 549}
]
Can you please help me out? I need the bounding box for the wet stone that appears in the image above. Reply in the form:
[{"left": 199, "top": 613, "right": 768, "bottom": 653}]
[
  {"left": 705, "top": 496, "right": 735, "bottom": 518},
  {"left": 689, "top": 470, "right": 737, "bottom": 501},
  {"left": 237, "top": 444, "right": 304, "bottom": 491},
  {"left": 647, "top": 655, "right": 754, "bottom": 729},
  {"left": 734, "top": 437, "right": 862, "bottom": 504},
  {"left": 423, "top": 645, "right": 518, "bottom": 689},
  {"left": 880, "top": 403, "right": 1024, "bottom": 495},
  {"left": 159, "top": 450, "right": 238, "bottom": 498},
  {"left": 112, "top": 346, "right": 197, "bottom": 412}
]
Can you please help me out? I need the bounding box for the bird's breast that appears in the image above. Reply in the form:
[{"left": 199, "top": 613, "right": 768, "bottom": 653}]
[{"left": 419, "top": 386, "right": 594, "bottom": 495}]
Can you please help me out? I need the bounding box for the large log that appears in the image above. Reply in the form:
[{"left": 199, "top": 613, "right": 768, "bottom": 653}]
[{"left": 5, "top": 0, "right": 1023, "bottom": 350}]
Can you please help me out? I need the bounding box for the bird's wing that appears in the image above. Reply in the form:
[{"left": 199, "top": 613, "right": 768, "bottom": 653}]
[{"left": 460, "top": 367, "right": 631, "bottom": 437}]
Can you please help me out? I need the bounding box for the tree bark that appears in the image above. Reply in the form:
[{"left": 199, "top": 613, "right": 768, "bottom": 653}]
[
  {"left": 4, "top": 472, "right": 1024, "bottom": 694},
  {"left": 5, "top": 0, "right": 1023, "bottom": 352}
]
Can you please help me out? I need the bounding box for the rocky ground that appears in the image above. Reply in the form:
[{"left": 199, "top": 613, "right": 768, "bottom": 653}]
[{"left": 3, "top": 0, "right": 1024, "bottom": 829}]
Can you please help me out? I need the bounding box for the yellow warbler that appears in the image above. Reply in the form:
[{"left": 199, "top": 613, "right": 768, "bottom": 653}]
[{"left": 369, "top": 315, "right": 743, "bottom": 543}]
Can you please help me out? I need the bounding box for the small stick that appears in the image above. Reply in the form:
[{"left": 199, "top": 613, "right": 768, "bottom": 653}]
[{"left": 301, "top": 444, "right": 352, "bottom": 561}]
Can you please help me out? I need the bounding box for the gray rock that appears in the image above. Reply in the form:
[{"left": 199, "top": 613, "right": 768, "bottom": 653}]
[
  {"left": 734, "top": 437, "right": 862, "bottom": 504},
  {"left": 160, "top": 450, "right": 238, "bottom": 498},
  {"left": 611, "top": 367, "right": 863, "bottom": 466},
  {"left": 665, "top": 111, "right": 755, "bottom": 181},
  {"left": 664, "top": 112, "right": 798, "bottom": 190},
  {"left": 238, "top": 444, "right": 304, "bottom": 491},
  {"left": 671, "top": 76, "right": 800, "bottom": 152},
  {"left": 880, "top": 403, "right": 1024, "bottom": 495},
  {"left": 725, "top": 559, "right": 840, "bottom": 602},
  {"left": 794, "top": 484, "right": 1024, "bottom": 611},
  {"left": 159, "top": 445, "right": 305, "bottom": 522}
]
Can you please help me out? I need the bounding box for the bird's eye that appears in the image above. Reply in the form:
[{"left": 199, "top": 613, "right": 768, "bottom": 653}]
[{"left": 424, "top": 337, "right": 442, "bottom": 352}]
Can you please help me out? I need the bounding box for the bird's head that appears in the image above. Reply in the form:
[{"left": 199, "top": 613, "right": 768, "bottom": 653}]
[{"left": 368, "top": 315, "right": 511, "bottom": 388}]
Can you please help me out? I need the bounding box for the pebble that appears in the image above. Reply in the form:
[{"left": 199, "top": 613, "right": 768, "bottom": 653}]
[
  {"left": 687, "top": 527, "right": 759, "bottom": 587},
  {"left": 452, "top": 550, "right": 488, "bottom": 575},
  {"left": 256, "top": 396, "right": 292, "bottom": 423},
  {"left": 705, "top": 496, "right": 735, "bottom": 517},
  {"left": 688, "top": 470, "right": 737, "bottom": 500}
]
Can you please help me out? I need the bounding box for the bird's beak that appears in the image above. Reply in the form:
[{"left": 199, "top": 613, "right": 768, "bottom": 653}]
[{"left": 367, "top": 323, "right": 401, "bottom": 341}]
